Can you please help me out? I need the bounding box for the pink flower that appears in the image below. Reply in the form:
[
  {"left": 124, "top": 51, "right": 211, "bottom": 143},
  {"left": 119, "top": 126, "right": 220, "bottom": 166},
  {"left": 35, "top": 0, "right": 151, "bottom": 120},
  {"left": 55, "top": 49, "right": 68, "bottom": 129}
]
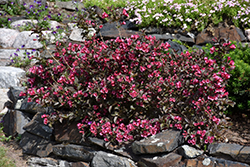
[
  {"left": 99, "top": 25, "right": 103, "bottom": 29},
  {"left": 77, "top": 123, "right": 83, "bottom": 129},
  {"left": 129, "top": 90, "right": 138, "bottom": 98},
  {"left": 43, "top": 118, "right": 48, "bottom": 125},
  {"left": 102, "top": 12, "right": 109, "bottom": 18},
  {"left": 123, "top": 9, "right": 129, "bottom": 17},
  {"left": 230, "top": 44, "right": 236, "bottom": 49},
  {"left": 121, "top": 21, "right": 126, "bottom": 25},
  {"left": 41, "top": 114, "right": 48, "bottom": 118},
  {"left": 19, "top": 91, "right": 26, "bottom": 96},
  {"left": 210, "top": 46, "right": 216, "bottom": 54},
  {"left": 176, "top": 81, "right": 182, "bottom": 88},
  {"left": 141, "top": 94, "right": 148, "bottom": 101},
  {"left": 48, "top": 59, "right": 53, "bottom": 63},
  {"left": 93, "top": 105, "right": 99, "bottom": 110}
]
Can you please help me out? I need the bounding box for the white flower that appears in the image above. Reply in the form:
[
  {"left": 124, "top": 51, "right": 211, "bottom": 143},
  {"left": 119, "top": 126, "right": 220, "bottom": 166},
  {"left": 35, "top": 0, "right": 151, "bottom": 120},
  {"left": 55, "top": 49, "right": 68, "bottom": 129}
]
[
  {"left": 186, "top": 18, "right": 192, "bottom": 22},
  {"left": 183, "top": 23, "right": 187, "bottom": 30}
]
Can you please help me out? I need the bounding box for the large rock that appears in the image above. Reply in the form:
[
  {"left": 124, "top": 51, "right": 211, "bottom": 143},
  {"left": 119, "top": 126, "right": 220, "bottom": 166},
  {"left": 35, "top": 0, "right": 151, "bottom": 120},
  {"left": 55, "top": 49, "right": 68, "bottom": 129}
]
[
  {"left": 53, "top": 144, "right": 96, "bottom": 162},
  {"left": 132, "top": 129, "right": 184, "bottom": 154},
  {"left": 55, "top": 1, "right": 85, "bottom": 11},
  {"left": 12, "top": 31, "right": 43, "bottom": 49},
  {"left": 0, "top": 66, "right": 25, "bottom": 88},
  {"left": 54, "top": 121, "right": 84, "bottom": 144},
  {"left": 138, "top": 152, "right": 183, "bottom": 167},
  {"left": 71, "top": 162, "right": 89, "bottom": 167},
  {"left": 208, "top": 143, "right": 250, "bottom": 164},
  {"left": 1, "top": 109, "right": 32, "bottom": 136},
  {"left": 0, "top": 49, "right": 40, "bottom": 66},
  {"left": 0, "top": 28, "right": 20, "bottom": 48},
  {"left": 23, "top": 112, "right": 53, "bottom": 140},
  {"left": 0, "top": 49, "right": 13, "bottom": 66},
  {"left": 186, "top": 157, "right": 250, "bottom": 167},
  {"left": 177, "top": 145, "right": 203, "bottom": 159},
  {"left": 15, "top": 97, "right": 46, "bottom": 114},
  {"left": 167, "top": 40, "right": 187, "bottom": 54},
  {"left": 196, "top": 25, "right": 247, "bottom": 45},
  {"left": 7, "top": 86, "right": 26, "bottom": 108},
  {"left": 91, "top": 151, "right": 136, "bottom": 167},
  {"left": 0, "top": 88, "right": 9, "bottom": 110},
  {"left": 19, "top": 131, "right": 53, "bottom": 157},
  {"left": 27, "top": 157, "right": 58, "bottom": 167},
  {"left": 98, "top": 22, "right": 142, "bottom": 40},
  {"left": 69, "top": 28, "right": 85, "bottom": 42}
]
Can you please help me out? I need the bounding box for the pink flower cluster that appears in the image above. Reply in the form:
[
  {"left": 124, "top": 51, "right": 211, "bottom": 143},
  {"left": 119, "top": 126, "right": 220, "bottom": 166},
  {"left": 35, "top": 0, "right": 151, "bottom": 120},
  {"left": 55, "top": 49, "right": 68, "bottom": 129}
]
[{"left": 77, "top": 118, "right": 160, "bottom": 143}]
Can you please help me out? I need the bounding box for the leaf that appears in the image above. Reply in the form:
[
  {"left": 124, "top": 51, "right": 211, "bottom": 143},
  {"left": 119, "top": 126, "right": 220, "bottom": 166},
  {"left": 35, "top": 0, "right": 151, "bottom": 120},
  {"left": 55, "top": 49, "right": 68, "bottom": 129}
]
[{"left": 109, "top": 105, "right": 113, "bottom": 113}]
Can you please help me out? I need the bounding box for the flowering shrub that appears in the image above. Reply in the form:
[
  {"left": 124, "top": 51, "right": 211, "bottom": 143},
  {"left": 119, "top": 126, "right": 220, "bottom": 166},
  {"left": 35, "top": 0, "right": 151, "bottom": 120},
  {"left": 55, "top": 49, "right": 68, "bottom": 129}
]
[
  {"left": 202, "top": 41, "right": 250, "bottom": 115},
  {"left": 22, "top": 31, "right": 236, "bottom": 147}
]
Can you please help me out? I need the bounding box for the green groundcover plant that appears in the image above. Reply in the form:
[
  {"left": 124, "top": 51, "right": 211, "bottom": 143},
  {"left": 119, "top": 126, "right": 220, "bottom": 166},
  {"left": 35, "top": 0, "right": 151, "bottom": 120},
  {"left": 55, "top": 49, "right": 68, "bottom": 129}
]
[
  {"left": 20, "top": 9, "right": 236, "bottom": 148},
  {"left": 125, "top": 0, "right": 250, "bottom": 31}
]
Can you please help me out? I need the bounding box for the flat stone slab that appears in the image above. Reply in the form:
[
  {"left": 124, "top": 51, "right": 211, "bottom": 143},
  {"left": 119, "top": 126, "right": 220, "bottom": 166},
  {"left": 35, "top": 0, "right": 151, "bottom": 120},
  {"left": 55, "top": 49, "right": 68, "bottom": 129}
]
[
  {"left": 23, "top": 112, "right": 53, "bottom": 140},
  {"left": 0, "top": 28, "right": 20, "bottom": 48},
  {"left": 15, "top": 97, "right": 43, "bottom": 114},
  {"left": 177, "top": 145, "right": 203, "bottom": 159},
  {"left": 91, "top": 151, "right": 136, "bottom": 167},
  {"left": 54, "top": 121, "right": 84, "bottom": 144},
  {"left": 209, "top": 143, "right": 250, "bottom": 164},
  {"left": 0, "top": 66, "right": 25, "bottom": 88},
  {"left": 19, "top": 131, "right": 53, "bottom": 157},
  {"left": 12, "top": 31, "right": 43, "bottom": 49},
  {"left": 53, "top": 144, "right": 96, "bottom": 162},
  {"left": 186, "top": 157, "right": 250, "bottom": 167},
  {"left": 132, "top": 129, "right": 184, "bottom": 154},
  {"left": 138, "top": 152, "right": 183, "bottom": 167}
]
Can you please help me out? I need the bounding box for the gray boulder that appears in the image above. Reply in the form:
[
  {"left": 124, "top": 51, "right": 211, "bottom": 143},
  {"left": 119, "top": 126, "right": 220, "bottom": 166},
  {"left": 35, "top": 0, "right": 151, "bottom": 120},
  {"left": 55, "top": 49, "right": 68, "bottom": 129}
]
[
  {"left": 132, "top": 129, "right": 184, "bottom": 154},
  {"left": 177, "top": 145, "right": 203, "bottom": 159},
  {"left": 0, "top": 28, "right": 20, "bottom": 48},
  {"left": 138, "top": 152, "right": 183, "bottom": 167},
  {"left": 91, "top": 151, "right": 136, "bottom": 167},
  {"left": 1, "top": 109, "right": 32, "bottom": 136},
  {"left": 19, "top": 131, "right": 53, "bottom": 157},
  {"left": 53, "top": 144, "right": 96, "bottom": 162},
  {"left": 23, "top": 112, "right": 53, "bottom": 140},
  {"left": 55, "top": 1, "right": 85, "bottom": 11},
  {"left": 209, "top": 143, "right": 250, "bottom": 164},
  {"left": 0, "top": 66, "right": 25, "bottom": 88},
  {"left": 12, "top": 31, "right": 43, "bottom": 49},
  {"left": 167, "top": 40, "right": 188, "bottom": 54}
]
